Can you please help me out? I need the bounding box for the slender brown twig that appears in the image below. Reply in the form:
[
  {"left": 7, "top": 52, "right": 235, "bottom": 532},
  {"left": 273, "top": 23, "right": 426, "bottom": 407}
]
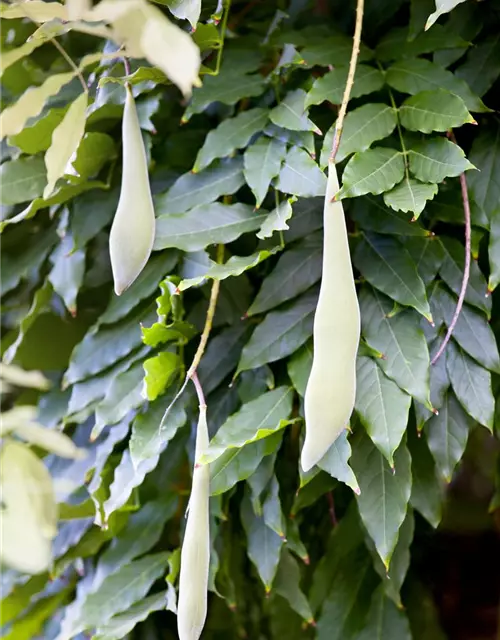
[
  {"left": 329, "top": 0, "right": 365, "bottom": 162},
  {"left": 431, "top": 132, "right": 471, "bottom": 365}
]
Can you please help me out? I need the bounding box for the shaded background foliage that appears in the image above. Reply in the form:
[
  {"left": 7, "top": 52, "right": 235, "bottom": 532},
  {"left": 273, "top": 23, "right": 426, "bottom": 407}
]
[{"left": 1, "top": 0, "right": 500, "bottom": 638}]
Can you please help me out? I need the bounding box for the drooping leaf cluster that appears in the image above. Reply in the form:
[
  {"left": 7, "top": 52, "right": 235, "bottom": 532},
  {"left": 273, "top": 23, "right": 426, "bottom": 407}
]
[{"left": 1, "top": 0, "right": 500, "bottom": 638}]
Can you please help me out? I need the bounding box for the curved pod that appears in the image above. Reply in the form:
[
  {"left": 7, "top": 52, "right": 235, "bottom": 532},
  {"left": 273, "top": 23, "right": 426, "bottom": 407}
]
[
  {"left": 301, "top": 162, "right": 360, "bottom": 472},
  {"left": 177, "top": 404, "right": 210, "bottom": 640},
  {"left": 109, "top": 84, "right": 156, "bottom": 295}
]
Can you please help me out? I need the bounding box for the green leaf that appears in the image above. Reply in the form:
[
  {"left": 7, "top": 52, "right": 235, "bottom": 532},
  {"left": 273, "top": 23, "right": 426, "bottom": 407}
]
[
  {"left": 455, "top": 33, "right": 500, "bottom": 98},
  {"left": 0, "top": 156, "right": 46, "bottom": 205},
  {"left": 0, "top": 71, "right": 76, "bottom": 139},
  {"left": 93, "top": 496, "right": 178, "bottom": 588},
  {"left": 270, "top": 89, "right": 319, "bottom": 133},
  {"left": 48, "top": 233, "right": 85, "bottom": 316},
  {"left": 73, "top": 553, "right": 170, "bottom": 634},
  {"left": 155, "top": 156, "right": 245, "bottom": 214},
  {"left": 257, "top": 200, "right": 293, "bottom": 240},
  {"left": 383, "top": 177, "right": 438, "bottom": 216},
  {"left": 201, "top": 386, "right": 293, "bottom": 464},
  {"left": 243, "top": 137, "right": 287, "bottom": 207},
  {"left": 3, "top": 590, "right": 70, "bottom": 640},
  {"left": 8, "top": 106, "right": 67, "bottom": 154},
  {"left": 446, "top": 341, "right": 494, "bottom": 431},
  {"left": 386, "top": 57, "right": 487, "bottom": 112},
  {"left": 129, "top": 393, "right": 187, "bottom": 468},
  {"left": 142, "top": 351, "right": 179, "bottom": 402},
  {"left": 438, "top": 236, "right": 491, "bottom": 317},
  {"left": 262, "top": 475, "right": 286, "bottom": 538},
  {"left": 408, "top": 137, "right": 474, "bottom": 183},
  {"left": 404, "top": 236, "right": 445, "bottom": 286},
  {"left": 357, "top": 585, "right": 412, "bottom": 640},
  {"left": 43, "top": 92, "right": 88, "bottom": 199},
  {"left": 368, "top": 510, "right": 415, "bottom": 608},
  {"left": 467, "top": 121, "right": 500, "bottom": 220},
  {"left": 376, "top": 25, "right": 468, "bottom": 62},
  {"left": 92, "top": 365, "right": 145, "bottom": 440},
  {"left": 287, "top": 339, "right": 313, "bottom": 397},
  {"left": 193, "top": 108, "right": 269, "bottom": 172},
  {"left": 408, "top": 424, "right": 443, "bottom": 527},
  {"left": 183, "top": 71, "right": 266, "bottom": 121},
  {"left": 337, "top": 148, "right": 405, "bottom": 199},
  {"left": 354, "top": 233, "right": 431, "bottom": 320},
  {"left": 355, "top": 356, "right": 412, "bottom": 465},
  {"left": 0, "top": 1, "right": 67, "bottom": 20},
  {"left": 248, "top": 233, "right": 322, "bottom": 316},
  {"left": 320, "top": 103, "right": 397, "bottom": 166},
  {"left": 316, "top": 546, "right": 378, "bottom": 640},
  {"left": 305, "top": 64, "right": 383, "bottom": 108},
  {"left": 178, "top": 248, "right": 279, "bottom": 291},
  {"left": 247, "top": 452, "right": 278, "bottom": 514},
  {"left": 425, "top": 389, "right": 473, "bottom": 482},
  {"left": 489, "top": 209, "right": 500, "bottom": 292},
  {"left": 351, "top": 432, "right": 412, "bottom": 568},
  {"left": 166, "top": 0, "right": 201, "bottom": 28},
  {"left": 67, "top": 132, "right": 117, "bottom": 182},
  {"left": 276, "top": 147, "right": 326, "bottom": 197},
  {"left": 317, "top": 431, "right": 360, "bottom": 493},
  {"left": 433, "top": 285, "right": 500, "bottom": 373},
  {"left": 360, "top": 286, "right": 431, "bottom": 406},
  {"left": 301, "top": 36, "right": 373, "bottom": 67},
  {"left": 240, "top": 490, "right": 283, "bottom": 591},
  {"left": 3, "top": 282, "right": 52, "bottom": 365},
  {"left": 93, "top": 591, "right": 168, "bottom": 640},
  {"left": 237, "top": 289, "right": 317, "bottom": 373},
  {"left": 98, "top": 253, "right": 178, "bottom": 326},
  {"left": 399, "top": 89, "right": 475, "bottom": 133},
  {"left": 426, "top": 0, "right": 467, "bottom": 30},
  {"left": 210, "top": 432, "right": 282, "bottom": 496},
  {"left": 154, "top": 202, "right": 267, "bottom": 252},
  {"left": 350, "top": 196, "right": 429, "bottom": 236},
  {"left": 64, "top": 306, "right": 156, "bottom": 386},
  {"left": 273, "top": 549, "right": 314, "bottom": 622}
]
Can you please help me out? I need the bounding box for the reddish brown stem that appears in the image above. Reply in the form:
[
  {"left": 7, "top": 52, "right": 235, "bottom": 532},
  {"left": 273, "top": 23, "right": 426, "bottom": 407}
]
[{"left": 431, "top": 135, "right": 471, "bottom": 365}]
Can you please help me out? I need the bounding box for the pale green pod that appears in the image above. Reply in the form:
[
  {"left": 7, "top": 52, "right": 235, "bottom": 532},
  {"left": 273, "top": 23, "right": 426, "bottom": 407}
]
[
  {"left": 177, "top": 404, "right": 210, "bottom": 640},
  {"left": 109, "top": 84, "right": 156, "bottom": 295},
  {"left": 301, "top": 162, "right": 360, "bottom": 472},
  {"left": 0, "top": 440, "right": 58, "bottom": 574}
]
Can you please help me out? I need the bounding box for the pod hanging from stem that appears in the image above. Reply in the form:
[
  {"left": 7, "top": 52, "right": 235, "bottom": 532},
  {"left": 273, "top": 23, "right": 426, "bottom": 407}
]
[
  {"left": 109, "top": 83, "right": 156, "bottom": 295},
  {"left": 177, "top": 375, "right": 211, "bottom": 640}
]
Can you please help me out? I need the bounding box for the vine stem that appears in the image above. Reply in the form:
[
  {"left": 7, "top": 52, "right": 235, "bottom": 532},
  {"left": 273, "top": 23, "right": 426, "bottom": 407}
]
[
  {"left": 329, "top": 0, "right": 365, "bottom": 162},
  {"left": 158, "top": 244, "right": 224, "bottom": 432},
  {"left": 431, "top": 131, "right": 471, "bottom": 365}
]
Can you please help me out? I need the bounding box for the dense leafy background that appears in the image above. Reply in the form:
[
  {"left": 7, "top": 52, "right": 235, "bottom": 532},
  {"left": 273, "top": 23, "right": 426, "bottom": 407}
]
[{"left": 1, "top": 0, "right": 500, "bottom": 638}]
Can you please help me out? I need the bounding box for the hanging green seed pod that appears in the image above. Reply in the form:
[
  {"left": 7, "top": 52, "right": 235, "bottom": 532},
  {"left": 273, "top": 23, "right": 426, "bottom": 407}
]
[
  {"left": 301, "top": 162, "right": 360, "bottom": 472},
  {"left": 0, "top": 440, "right": 58, "bottom": 574},
  {"left": 109, "top": 84, "right": 156, "bottom": 295},
  {"left": 177, "top": 404, "right": 210, "bottom": 640}
]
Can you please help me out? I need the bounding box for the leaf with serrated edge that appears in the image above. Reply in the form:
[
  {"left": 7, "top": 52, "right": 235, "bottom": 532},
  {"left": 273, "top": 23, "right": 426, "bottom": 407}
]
[
  {"left": 270, "top": 89, "right": 320, "bottom": 133},
  {"left": 244, "top": 137, "right": 287, "bottom": 207},
  {"left": 238, "top": 289, "right": 318, "bottom": 373},
  {"left": 337, "top": 148, "right": 405, "bottom": 199},
  {"left": 445, "top": 341, "right": 494, "bottom": 431},
  {"left": 359, "top": 286, "right": 431, "bottom": 407},
  {"left": 351, "top": 431, "right": 412, "bottom": 568},
  {"left": 306, "top": 64, "right": 383, "bottom": 107},
  {"left": 320, "top": 103, "right": 397, "bottom": 166},
  {"left": 357, "top": 584, "right": 412, "bottom": 640},
  {"left": 409, "top": 137, "right": 474, "bottom": 184},
  {"left": 276, "top": 147, "right": 326, "bottom": 197},
  {"left": 354, "top": 233, "right": 431, "bottom": 320},
  {"left": 194, "top": 108, "right": 269, "bottom": 172},
  {"left": 317, "top": 431, "right": 359, "bottom": 493},
  {"left": 200, "top": 386, "right": 293, "bottom": 464},
  {"left": 399, "top": 89, "right": 475, "bottom": 133},
  {"left": 383, "top": 177, "right": 438, "bottom": 216},
  {"left": 355, "top": 356, "right": 412, "bottom": 466}
]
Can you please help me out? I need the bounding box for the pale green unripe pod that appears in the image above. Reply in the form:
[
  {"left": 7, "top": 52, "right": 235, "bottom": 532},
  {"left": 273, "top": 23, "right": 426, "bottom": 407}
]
[
  {"left": 0, "top": 440, "right": 58, "bottom": 574},
  {"left": 177, "top": 404, "right": 210, "bottom": 640},
  {"left": 109, "top": 84, "right": 156, "bottom": 296},
  {"left": 301, "top": 162, "right": 360, "bottom": 472}
]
